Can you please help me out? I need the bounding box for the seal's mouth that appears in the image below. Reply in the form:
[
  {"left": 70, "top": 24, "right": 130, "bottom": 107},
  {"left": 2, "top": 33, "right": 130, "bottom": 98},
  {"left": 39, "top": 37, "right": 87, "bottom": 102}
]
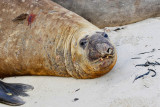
[
  {"left": 93, "top": 54, "right": 115, "bottom": 63},
  {"left": 100, "top": 54, "right": 114, "bottom": 60}
]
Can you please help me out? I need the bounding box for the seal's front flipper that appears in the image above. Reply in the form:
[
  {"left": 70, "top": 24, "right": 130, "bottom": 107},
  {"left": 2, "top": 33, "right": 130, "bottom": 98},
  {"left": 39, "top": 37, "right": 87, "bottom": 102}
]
[{"left": 0, "top": 80, "right": 34, "bottom": 106}]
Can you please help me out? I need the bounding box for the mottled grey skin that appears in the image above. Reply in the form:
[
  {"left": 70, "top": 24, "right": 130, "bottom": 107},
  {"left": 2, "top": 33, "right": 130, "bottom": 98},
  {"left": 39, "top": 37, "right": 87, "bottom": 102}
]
[
  {"left": 53, "top": 0, "right": 160, "bottom": 28},
  {"left": 88, "top": 32, "right": 114, "bottom": 61}
]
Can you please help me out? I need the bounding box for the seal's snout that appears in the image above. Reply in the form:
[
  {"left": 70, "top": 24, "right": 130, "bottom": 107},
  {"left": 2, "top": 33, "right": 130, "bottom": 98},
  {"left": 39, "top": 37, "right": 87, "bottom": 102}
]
[
  {"left": 87, "top": 32, "right": 115, "bottom": 61},
  {"left": 96, "top": 43, "right": 114, "bottom": 57}
]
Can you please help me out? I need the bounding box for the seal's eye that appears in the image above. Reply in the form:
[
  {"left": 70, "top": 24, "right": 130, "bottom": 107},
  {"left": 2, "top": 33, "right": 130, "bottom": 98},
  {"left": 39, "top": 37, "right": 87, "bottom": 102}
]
[
  {"left": 80, "top": 38, "right": 87, "bottom": 49},
  {"left": 104, "top": 33, "right": 108, "bottom": 38},
  {"left": 80, "top": 41, "right": 86, "bottom": 46}
]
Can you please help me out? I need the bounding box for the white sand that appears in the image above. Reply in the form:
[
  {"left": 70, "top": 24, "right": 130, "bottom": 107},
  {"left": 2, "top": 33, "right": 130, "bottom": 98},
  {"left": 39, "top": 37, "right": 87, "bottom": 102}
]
[{"left": 1, "top": 17, "right": 160, "bottom": 107}]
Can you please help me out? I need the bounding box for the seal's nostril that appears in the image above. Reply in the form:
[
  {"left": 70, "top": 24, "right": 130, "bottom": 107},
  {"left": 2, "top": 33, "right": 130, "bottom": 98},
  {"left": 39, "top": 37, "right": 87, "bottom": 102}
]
[{"left": 107, "top": 48, "right": 112, "bottom": 54}]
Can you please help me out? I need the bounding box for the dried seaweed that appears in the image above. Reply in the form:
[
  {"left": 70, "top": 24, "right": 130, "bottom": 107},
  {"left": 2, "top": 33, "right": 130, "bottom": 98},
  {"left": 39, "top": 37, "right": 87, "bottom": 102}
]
[
  {"left": 113, "top": 27, "right": 124, "bottom": 31},
  {"left": 148, "top": 69, "right": 156, "bottom": 77},
  {"left": 133, "top": 69, "right": 156, "bottom": 82},
  {"left": 135, "top": 61, "right": 160, "bottom": 67},
  {"left": 138, "top": 49, "right": 155, "bottom": 55},
  {"left": 75, "top": 88, "right": 80, "bottom": 92}
]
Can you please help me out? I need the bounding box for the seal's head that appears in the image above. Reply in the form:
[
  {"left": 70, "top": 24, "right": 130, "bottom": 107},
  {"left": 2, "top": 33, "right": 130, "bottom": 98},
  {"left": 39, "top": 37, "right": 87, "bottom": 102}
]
[{"left": 71, "top": 30, "right": 117, "bottom": 79}]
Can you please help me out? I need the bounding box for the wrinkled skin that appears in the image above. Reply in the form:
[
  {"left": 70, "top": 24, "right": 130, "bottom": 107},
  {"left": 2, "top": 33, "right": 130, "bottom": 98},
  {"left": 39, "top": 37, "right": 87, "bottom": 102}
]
[{"left": 0, "top": 0, "right": 116, "bottom": 105}]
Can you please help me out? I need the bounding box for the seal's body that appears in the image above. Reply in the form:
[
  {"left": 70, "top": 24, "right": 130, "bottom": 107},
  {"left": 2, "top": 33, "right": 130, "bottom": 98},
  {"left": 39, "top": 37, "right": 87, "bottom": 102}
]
[
  {"left": 0, "top": 0, "right": 116, "bottom": 105},
  {"left": 53, "top": 0, "right": 160, "bottom": 28},
  {"left": 0, "top": 0, "right": 116, "bottom": 79}
]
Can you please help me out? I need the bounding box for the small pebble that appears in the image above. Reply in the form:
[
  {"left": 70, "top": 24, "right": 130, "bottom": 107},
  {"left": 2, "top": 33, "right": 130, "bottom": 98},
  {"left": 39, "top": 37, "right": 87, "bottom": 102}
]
[{"left": 73, "top": 98, "right": 79, "bottom": 102}]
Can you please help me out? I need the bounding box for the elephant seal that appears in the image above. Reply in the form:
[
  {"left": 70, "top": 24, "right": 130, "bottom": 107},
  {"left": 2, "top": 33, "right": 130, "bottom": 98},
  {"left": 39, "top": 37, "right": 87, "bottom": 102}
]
[
  {"left": 53, "top": 0, "right": 160, "bottom": 28},
  {"left": 0, "top": 0, "right": 116, "bottom": 105}
]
